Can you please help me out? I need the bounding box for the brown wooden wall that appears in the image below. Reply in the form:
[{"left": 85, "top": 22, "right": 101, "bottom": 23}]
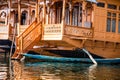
[{"left": 93, "top": 0, "right": 120, "bottom": 42}]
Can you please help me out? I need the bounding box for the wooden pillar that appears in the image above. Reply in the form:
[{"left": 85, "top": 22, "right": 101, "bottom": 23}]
[
  {"left": 69, "top": 4, "right": 72, "bottom": 25},
  {"left": 18, "top": 0, "right": 21, "bottom": 36},
  {"left": 61, "top": 0, "right": 66, "bottom": 34},
  {"left": 92, "top": 3, "right": 96, "bottom": 28},
  {"left": 38, "top": 0, "right": 40, "bottom": 22},
  {"left": 8, "top": 0, "right": 11, "bottom": 20},
  {"left": 82, "top": 1, "right": 87, "bottom": 27},
  {"left": 28, "top": 1, "right": 31, "bottom": 24},
  {"left": 46, "top": 12, "right": 48, "bottom": 24},
  {"left": 46, "top": 4, "right": 49, "bottom": 24},
  {"left": 7, "top": 0, "right": 12, "bottom": 25},
  {"left": 43, "top": 0, "right": 46, "bottom": 24},
  {"left": 35, "top": 0, "right": 39, "bottom": 22}
]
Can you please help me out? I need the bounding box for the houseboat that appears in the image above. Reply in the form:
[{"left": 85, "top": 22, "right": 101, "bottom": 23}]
[
  {"left": 0, "top": 0, "right": 37, "bottom": 55},
  {"left": 0, "top": 0, "right": 120, "bottom": 63}
]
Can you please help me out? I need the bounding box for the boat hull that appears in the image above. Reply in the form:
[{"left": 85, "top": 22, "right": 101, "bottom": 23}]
[{"left": 23, "top": 53, "right": 120, "bottom": 64}]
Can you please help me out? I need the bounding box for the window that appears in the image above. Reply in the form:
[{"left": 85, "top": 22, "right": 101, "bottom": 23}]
[
  {"left": 108, "top": 4, "right": 117, "bottom": 10},
  {"left": 72, "top": 3, "right": 82, "bottom": 26},
  {"left": 106, "top": 12, "right": 116, "bottom": 32},
  {"left": 84, "top": 3, "right": 92, "bottom": 28},
  {"left": 56, "top": 1, "right": 62, "bottom": 24},
  {"left": 65, "top": 5, "right": 70, "bottom": 25},
  {"left": 48, "top": 1, "right": 63, "bottom": 24},
  {"left": 118, "top": 14, "right": 120, "bottom": 33},
  {"left": 72, "top": 5, "right": 79, "bottom": 26},
  {"left": 107, "top": 18, "right": 111, "bottom": 32},
  {"left": 97, "top": 2, "right": 105, "bottom": 8}
]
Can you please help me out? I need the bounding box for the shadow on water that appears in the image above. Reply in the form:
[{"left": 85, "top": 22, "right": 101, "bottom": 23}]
[
  {"left": 11, "top": 59, "right": 120, "bottom": 80},
  {"left": 0, "top": 53, "right": 9, "bottom": 80}
]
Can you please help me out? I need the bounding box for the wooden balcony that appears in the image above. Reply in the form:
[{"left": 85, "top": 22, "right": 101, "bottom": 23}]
[{"left": 42, "top": 24, "right": 93, "bottom": 41}]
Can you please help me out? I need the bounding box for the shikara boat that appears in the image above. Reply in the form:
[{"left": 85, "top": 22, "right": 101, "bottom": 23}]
[{"left": 23, "top": 53, "right": 120, "bottom": 64}]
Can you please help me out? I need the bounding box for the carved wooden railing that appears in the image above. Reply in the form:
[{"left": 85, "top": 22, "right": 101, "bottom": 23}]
[
  {"left": 64, "top": 25, "right": 93, "bottom": 38},
  {"left": 42, "top": 24, "right": 93, "bottom": 40},
  {"left": 12, "top": 21, "right": 42, "bottom": 59},
  {"left": 0, "top": 24, "right": 9, "bottom": 39},
  {"left": 19, "top": 25, "right": 28, "bottom": 34},
  {"left": 43, "top": 24, "right": 63, "bottom": 40},
  {"left": 17, "top": 20, "right": 37, "bottom": 35}
]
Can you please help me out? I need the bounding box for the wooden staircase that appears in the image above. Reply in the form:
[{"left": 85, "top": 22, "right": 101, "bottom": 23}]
[{"left": 12, "top": 21, "right": 42, "bottom": 59}]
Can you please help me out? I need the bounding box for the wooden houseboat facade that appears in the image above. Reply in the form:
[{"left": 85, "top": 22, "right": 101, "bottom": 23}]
[{"left": 0, "top": 0, "right": 120, "bottom": 60}]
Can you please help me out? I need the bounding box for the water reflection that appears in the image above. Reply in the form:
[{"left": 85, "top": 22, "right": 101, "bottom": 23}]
[
  {"left": 12, "top": 61, "right": 41, "bottom": 80},
  {"left": 11, "top": 61, "right": 120, "bottom": 80},
  {"left": 0, "top": 54, "right": 9, "bottom": 80},
  {"left": 88, "top": 64, "right": 97, "bottom": 80},
  {"left": 0, "top": 64, "right": 8, "bottom": 80}
]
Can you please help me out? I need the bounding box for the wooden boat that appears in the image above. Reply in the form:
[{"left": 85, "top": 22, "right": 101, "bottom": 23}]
[
  {"left": 0, "top": 0, "right": 120, "bottom": 61},
  {"left": 23, "top": 53, "right": 120, "bottom": 64}
]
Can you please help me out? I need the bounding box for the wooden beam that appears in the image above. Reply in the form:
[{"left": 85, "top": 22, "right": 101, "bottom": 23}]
[
  {"left": 38, "top": 0, "right": 41, "bottom": 22},
  {"left": 41, "top": 47, "right": 74, "bottom": 50},
  {"left": 8, "top": 0, "right": 12, "bottom": 20},
  {"left": 82, "top": 1, "right": 87, "bottom": 27},
  {"left": 21, "top": 2, "right": 36, "bottom": 7},
  {"left": 43, "top": 0, "right": 46, "bottom": 24},
  {"left": 18, "top": 0, "right": 21, "bottom": 35},
  {"left": 61, "top": 0, "right": 66, "bottom": 34},
  {"left": 69, "top": 2, "right": 72, "bottom": 25},
  {"left": 35, "top": 0, "right": 39, "bottom": 21},
  {"left": 28, "top": 4, "right": 31, "bottom": 24}
]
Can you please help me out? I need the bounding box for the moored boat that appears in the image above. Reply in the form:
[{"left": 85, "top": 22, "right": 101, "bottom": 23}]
[{"left": 23, "top": 53, "right": 120, "bottom": 64}]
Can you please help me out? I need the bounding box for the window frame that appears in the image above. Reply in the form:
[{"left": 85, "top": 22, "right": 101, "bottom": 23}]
[
  {"left": 106, "top": 12, "right": 117, "bottom": 33},
  {"left": 97, "top": 2, "right": 105, "bottom": 8}
]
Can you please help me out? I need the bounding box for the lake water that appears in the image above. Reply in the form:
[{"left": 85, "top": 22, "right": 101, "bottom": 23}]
[
  {"left": 10, "top": 60, "right": 120, "bottom": 80},
  {"left": 0, "top": 56, "right": 120, "bottom": 80}
]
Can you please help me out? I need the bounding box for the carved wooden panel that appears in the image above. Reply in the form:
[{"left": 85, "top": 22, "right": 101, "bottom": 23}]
[
  {"left": 65, "top": 25, "right": 93, "bottom": 38},
  {"left": 44, "top": 24, "right": 62, "bottom": 35},
  {"left": 43, "top": 24, "right": 63, "bottom": 40}
]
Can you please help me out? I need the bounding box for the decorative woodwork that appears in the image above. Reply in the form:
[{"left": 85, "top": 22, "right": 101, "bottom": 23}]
[
  {"left": 43, "top": 24, "right": 62, "bottom": 40},
  {"left": 65, "top": 25, "right": 93, "bottom": 38},
  {"left": 12, "top": 20, "right": 42, "bottom": 59},
  {"left": 0, "top": 0, "right": 119, "bottom": 59}
]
